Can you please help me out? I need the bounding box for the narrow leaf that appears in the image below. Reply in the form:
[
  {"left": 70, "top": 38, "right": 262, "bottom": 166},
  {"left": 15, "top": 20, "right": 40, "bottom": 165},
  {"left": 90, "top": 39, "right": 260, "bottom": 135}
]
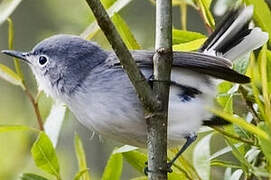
[
  {"left": 209, "top": 143, "right": 243, "bottom": 160},
  {"left": 193, "top": 133, "right": 213, "bottom": 180},
  {"left": 31, "top": 132, "right": 61, "bottom": 179},
  {"left": 211, "top": 160, "right": 241, "bottom": 169},
  {"left": 0, "top": 64, "right": 25, "bottom": 89},
  {"left": 173, "top": 38, "right": 207, "bottom": 52},
  {"left": 0, "top": 125, "right": 38, "bottom": 133},
  {"left": 122, "top": 150, "right": 147, "bottom": 174},
  {"left": 44, "top": 103, "right": 66, "bottom": 148},
  {"left": 210, "top": 108, "right": 270, "bottom": 141},
  {"left": 258, "top": 123, "right": 271, "bottom": 163},
  {"left": 172, "top": 29, "right": 206, "bottom": 44},
  {"left": 112, "top": 13, "right": 141, "bottom": 50},
  {"left": 81, "top": 0, "right": 132, "bottom": 40},
  {"left": 197, "top": 0, "right": 215, "bottom": 28},
  {"left": 0, "top": 0, "right": 22, "bottom": 25},
  {"left": 74, "top": 133, "right": 91, "bottom": 180},
  {"left": 101, "top": 152, "right": 123, "bottom": 180},
  {"left": 20, "top": 173, "right": 48, "bottom": 180},
  {"left": 73, "top": 169, "right": 90, "bottom": 180}
]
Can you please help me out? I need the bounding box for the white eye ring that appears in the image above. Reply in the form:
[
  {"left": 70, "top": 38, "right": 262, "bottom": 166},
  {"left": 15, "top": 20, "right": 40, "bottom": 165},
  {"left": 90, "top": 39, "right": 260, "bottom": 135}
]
[{"left": 38, "top": 55, "right": 48, "bottom": 66}]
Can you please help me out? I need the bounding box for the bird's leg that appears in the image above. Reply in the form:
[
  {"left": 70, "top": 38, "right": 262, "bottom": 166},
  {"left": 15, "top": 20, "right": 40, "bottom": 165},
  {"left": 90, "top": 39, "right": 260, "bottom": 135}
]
[
  {"left": 144, "top": 134, "right": 197, "bottom": 175},
  {"left": 167, "top": 134, "right": 197, "bottom": 171}
]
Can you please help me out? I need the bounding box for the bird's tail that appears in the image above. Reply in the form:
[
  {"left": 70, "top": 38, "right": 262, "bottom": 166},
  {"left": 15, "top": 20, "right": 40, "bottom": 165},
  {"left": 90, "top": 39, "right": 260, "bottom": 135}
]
[{"left": 199, "top": 5, "right": 268, "bottom": 61}]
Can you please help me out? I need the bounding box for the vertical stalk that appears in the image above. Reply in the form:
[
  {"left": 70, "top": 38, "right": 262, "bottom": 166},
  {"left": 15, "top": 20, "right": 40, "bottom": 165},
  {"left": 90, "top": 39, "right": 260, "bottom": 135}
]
[
  {"left": 147, "top": 0, "right": 173, "bottom": 179},
  {"left": 180, "top": 2, "right": 187, "bottom": 30}
]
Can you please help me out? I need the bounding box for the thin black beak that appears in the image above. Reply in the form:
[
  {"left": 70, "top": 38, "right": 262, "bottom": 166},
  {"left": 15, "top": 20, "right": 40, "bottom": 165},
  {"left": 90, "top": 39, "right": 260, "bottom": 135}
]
[{"left": 1, "top": 50, "right": 30, "bottom": 64}]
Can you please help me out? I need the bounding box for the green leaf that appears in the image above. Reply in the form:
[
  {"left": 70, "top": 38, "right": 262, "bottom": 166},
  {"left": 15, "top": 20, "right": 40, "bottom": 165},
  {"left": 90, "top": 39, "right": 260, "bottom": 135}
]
[
  {"left": 81, "top": 0, "right": 132, "bottom": 40},
  {"left": 0, "top": 64, "right": 25, "bottom": 89},
  {"left": 210, "top": 108, "right": 270, "bottom": 141},
  {"left": 31, "top": 132, "right": 61, "bottom": 179},
  {"left": 225, "top": 139, "right": 250, "bottom": 173},
  {"left": 173, "top": 38, "right": 207, "bottom": 52},
  {"left": 211, "top": 160, "right": 241, "bottom": 169},
  {"left": 112, "top": 13, "right": 141, "bottom": 50},
  {"left": 209, "top": 143, "right": 243, "bottom": 160},
  {"left": 233, "top": 53, "right": 250, "bottom": 74},
  {"left": 74, "top": 133, "right": 91, "bottom": 180},
  {"left": 168, "top": 149, "right": 200, "bottom": 179},
  {"left": 101, "top": 152, "right": 123, "bottom": 180},
  {"left": 20, "top": 173, "right": 49, "bottom": 180},
  {"left": 216, "top": 81, "right": 233, "bottom": 113},
  {"left": 172, "top": 29, "right": 206, "bottom": 45},
  {"left": 244, "top": 0, "right": 271, "bottom": 46},
  {"left": 122, "top": 150, "right": 147, "bottom": 174},
  {"left": 258, "top": 45, "right": 271, "bottom": 125},
  {"left": 258, "top": 123, "right": 271, "bottom": 163},
  {"left": 7, "top": 18, "right": 23, "bottom": 79},
  {"left": 0, "top": 0, "right": 22, "bottom": 25},
  {"left": 0, "top": 125, "right": 39, "bottom": 133},
  {"left": 193, "top": 133, "right": 213, "bottom": 180},
  {"left": 44, "top": 103, "right": 66, "bottom": 148},
  {"left": 266, "top": 50, "right": 271, "bottom": 94},
  {"left": 73, "top": 169, "right": 90, "bottom": 180},
  {"left": 197, "top": 0, "right": 215, "bottom": 29}
]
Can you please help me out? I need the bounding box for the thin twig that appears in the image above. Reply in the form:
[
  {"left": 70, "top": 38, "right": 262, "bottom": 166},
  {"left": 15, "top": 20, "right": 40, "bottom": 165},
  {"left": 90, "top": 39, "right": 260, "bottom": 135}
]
[
  {"left": 211, "top": 126, "right": 257, "bottom": 146},
  {"left": 24, "top": 89, "right": 44, "bottom": 131},
  {"left": 239, "top": 86, "right": 261, "bottom": 124}
]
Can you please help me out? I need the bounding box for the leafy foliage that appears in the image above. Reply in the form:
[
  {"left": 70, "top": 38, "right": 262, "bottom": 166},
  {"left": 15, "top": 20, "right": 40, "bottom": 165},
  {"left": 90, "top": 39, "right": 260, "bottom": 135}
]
[{"left": 1, "top": 0, "right": 271, "bottom": 179}]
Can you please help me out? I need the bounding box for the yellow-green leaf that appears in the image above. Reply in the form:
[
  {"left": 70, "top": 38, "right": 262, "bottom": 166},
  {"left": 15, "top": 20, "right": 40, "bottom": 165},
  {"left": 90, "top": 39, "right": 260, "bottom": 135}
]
[
  {"left": 21, "top": 173, "right": 49, "bottom": 180},
  {"left": 173, "top": 29, "right": 206, "bottom": 44},
  {"left": 81, "top": 0, "right": 132, "bottom": 40},
  {"left": 258, "top": 45, "right": 271, "bottom": 125},
  {"left": 244, "top": 0, "right": 271, "bottom": 46},
  {"left": 73, "top": 169, "right": 90, "bottom": 180},
  {"left": 31, "top": 132, "right": 61, "bottom": 179},
  {"left": 258, "top": 123, "right": 271, "bottom": 163},
  {"left": 0, "top": 125, "right": 39, "bottom": 133},
  {"left": 112, "top": 13, "right": 141, "bottom": 50},
  {"left": 101, "top": 152, "right": 123, "bottom": 180},
  {"left": 122, "top": 150, "right": 147, "bottom": 174},
  {"left": 173, "top": 38, "right": 207, "bottom": 52},
  {"left": 210, "top": 108, "right": 270, "bottom": 141},
  {"left": 0, "top": 0, "right": 22, "bottom": 25},
  {"left": 0, "top": 64, "right": 25, "bottom": 89},
  {"left": 197, "top": 0, "right": 215, "bottom": 29},
  {"left": 74, "top": 133, "right": 91, "bottom": 180}
]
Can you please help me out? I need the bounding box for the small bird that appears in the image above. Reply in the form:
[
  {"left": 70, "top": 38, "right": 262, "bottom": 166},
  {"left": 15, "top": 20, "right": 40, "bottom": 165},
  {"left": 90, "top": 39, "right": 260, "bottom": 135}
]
[{"left": 2, "top": 5, "right": 268, "bottom": 169}]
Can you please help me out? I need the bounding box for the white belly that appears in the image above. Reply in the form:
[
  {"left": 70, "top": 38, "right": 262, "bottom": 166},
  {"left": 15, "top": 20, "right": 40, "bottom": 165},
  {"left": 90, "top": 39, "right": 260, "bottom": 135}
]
[{"left": 65, "top": 69, "right": 216, "bottom": 148}]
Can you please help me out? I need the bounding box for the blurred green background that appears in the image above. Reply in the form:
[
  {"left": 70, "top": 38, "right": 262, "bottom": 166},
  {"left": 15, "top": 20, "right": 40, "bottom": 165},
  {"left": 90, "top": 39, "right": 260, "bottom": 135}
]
[{"left": 0, "top": 0, "right": 222, "bottom": 179}]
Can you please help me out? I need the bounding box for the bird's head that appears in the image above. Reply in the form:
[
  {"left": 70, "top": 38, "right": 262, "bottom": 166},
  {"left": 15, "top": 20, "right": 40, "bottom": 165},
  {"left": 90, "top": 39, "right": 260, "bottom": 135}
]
[{"left": 2, "top": 34, "right": 107, "bottom": 98}]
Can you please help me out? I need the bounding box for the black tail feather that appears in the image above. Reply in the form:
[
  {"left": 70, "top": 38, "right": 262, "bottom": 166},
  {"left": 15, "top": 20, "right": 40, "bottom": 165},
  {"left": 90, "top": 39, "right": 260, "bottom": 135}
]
[{"left": 202, "top": 116, "right": 230, "bottom": 126}]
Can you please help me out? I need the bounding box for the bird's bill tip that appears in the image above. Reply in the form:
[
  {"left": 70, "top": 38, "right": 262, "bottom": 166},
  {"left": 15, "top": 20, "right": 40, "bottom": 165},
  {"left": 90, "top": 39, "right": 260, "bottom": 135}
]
[{"left": 1, "top": 50, "right": 30, "bottom": 63}]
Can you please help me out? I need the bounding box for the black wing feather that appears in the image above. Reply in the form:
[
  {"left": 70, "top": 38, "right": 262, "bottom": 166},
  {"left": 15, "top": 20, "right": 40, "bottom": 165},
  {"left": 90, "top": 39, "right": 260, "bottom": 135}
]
[{"left": 111, "top": 51, "right": 250, "bottom": 83}]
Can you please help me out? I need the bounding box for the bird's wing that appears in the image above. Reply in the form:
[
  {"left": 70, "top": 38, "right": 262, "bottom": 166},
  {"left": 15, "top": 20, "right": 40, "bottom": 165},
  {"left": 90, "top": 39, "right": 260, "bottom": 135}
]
[{"left": 110, "top": 50, "right": 250, "bottom": 83}]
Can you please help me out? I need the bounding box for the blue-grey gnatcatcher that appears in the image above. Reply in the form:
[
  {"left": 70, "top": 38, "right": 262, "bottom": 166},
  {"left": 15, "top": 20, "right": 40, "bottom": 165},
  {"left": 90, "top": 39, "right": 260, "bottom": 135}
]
[{"left": 2, "top": 5, "right": 268, "bottom": 169}]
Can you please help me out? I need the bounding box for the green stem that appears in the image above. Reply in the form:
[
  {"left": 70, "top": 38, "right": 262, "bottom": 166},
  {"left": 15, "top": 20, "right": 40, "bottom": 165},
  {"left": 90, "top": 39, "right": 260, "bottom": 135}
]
[
  {"left": 180, "top": 2, "right": 187, "bottom": 30},
  {"left": 211, "top": 126, "right": 257, "bottom": 146}
]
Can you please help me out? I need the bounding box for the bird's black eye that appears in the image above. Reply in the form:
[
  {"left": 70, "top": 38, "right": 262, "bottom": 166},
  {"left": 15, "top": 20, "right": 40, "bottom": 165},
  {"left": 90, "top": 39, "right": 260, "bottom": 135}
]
[{"left": 39, "top": 56, "right": 48, "bottom": 66}]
